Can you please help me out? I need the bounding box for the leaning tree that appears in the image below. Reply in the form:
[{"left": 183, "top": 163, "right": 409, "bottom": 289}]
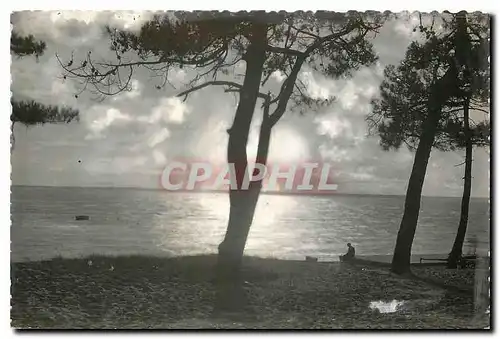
[
  {"left": 369, "top": 12, "right": 490, "bottom": 274},
  {"left": 441, "top": 12, "right": 490, "bottom": 268},
  {"left": 59, "top": 11, "right": 383, "bottom": 279},
  {"left": 11, "top": 31, "right": 79, "bottom": 147}
]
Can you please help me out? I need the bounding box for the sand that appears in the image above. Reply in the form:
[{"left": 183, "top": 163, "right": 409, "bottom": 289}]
[{"left": 10, "top": 255, "right": 489, "bottom": 329}]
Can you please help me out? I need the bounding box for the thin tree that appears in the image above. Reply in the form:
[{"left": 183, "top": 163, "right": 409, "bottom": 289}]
[
  {"left": 443, "top": 13, "right": 490, "bottom": 268},
  {"left": 444, "top": 113, "right": 489, "bottom": 269},
  {"left": 369, "top": 12, "right": 489, "bottom": 274},
  {"left": 59, "top": 11, "right": 382, "bottom": 279}
]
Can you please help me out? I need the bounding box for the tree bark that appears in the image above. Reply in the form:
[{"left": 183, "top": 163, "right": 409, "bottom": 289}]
[
  {"left": 217, "top": 113, "right": 271, "bottom": 280},
  {"left": 216, "top": 23, "right": 268, "bottom": 282},
  {"left": 446, "top": 13, "right": 475, "bottom": 269},
  {"left": 391, "top": 12, "right": 478, "bottom": 275},
  {"left": 10, "top": 121, "right": 15, "bottom": 150},
  {"left": 390, "top": 107, "right": 442, "bottom": 275},
  {"left": 215, "top": 97, "right": 272, "bottom": 313},
  {"left": 390, "top": 50, "right": 462, "bottom": 274},
  {"left": 448, "top": 100, "right": 473, "bottom": 268}
]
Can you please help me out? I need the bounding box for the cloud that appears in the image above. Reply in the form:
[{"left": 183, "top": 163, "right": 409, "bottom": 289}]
[
  {"left": 124, "top": 80, "right": 142, "bottom": 99},
  {"left": 148, "top": 128, "right": 170, "bottom": 148},
  {"left": 246, "top": 121, "right": 311, "bottom": 164},
  {"left": 88, "top": 108, "right": 132, "bottom": 135},
  {"left": 151, "top": 97, "right": 190, "bottom": 124},
  {"left": 315, "top": 116, "right": 353, "bottom": 139},
  {"left": 152, "top": 149, "right": 168, "bottom": 166},
  {"left": 10, "top": 11, "right": 489, "bottom": 197}
]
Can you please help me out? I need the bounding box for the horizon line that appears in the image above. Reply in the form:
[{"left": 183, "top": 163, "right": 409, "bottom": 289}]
[{"left": 10, "top": 184, "right": 490, "bottom": 199}]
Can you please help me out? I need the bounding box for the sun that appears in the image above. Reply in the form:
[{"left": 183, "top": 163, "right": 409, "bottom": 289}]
[{"left": 247, "top": 125, "right": 310, "bottom": 164}]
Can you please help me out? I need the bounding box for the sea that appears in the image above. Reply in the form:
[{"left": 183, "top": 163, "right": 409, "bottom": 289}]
[{"left": 11, "top": 185, "right": 490, "bottom": 263}]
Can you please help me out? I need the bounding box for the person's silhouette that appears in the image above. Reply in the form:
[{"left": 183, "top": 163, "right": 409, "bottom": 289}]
[{"left": 340, "top": 243, "right": 355, "bottom": 262}]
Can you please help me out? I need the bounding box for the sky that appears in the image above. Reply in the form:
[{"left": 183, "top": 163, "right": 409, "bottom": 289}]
[{"left": 10, "top": 11, "right": 490, "bottom": 197}]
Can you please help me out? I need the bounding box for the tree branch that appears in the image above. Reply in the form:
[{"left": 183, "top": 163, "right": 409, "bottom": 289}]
[
  {"left": 177, "top": 80, "right": 269, "bottom": 101},
  {"left": 470, "top": 107, "right": 490, "bottom": 114},
  {"left": 224, "top": 88, "right": 270, "bottom": 101},
  {"left": 265, "top": 45, "right": 303, "bottom": 56},
  {"left": 268, "top": 56, "right": 306, "bottom": 126},
  {"left": 58, "top": 54, "right": 164, "bottom": 80},
  {"left": 290, "top": 24, "right": 321, "bottom": 39},
  {"left": 266, "top": 21, "right": 372, "bottom": 127},
  {"left": 177, "top": 80, "right": 242, "bottom": 101}
]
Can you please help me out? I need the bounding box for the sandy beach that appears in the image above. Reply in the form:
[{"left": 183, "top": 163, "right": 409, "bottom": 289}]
[{"left": 10, "top": 255, "right": 489, "bottom": 329}]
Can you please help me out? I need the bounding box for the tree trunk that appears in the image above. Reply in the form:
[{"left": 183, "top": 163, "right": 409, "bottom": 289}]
[
  {"left": 391, "top": 108, "right": 443, "bottom": 275},
  {"left": 473, "top": 254, "right": 490, "bottom": 321},
  {"left": 390, "top": 56, "right": 461, "bottom": 275},
  {"left": 448, "top": 100, "right": 473, "bottom": 268},
  {"left": 215, "top": 98, "right": 272, "bottom": 313},
  {"left": 217, "top": 117, "right": 271, "bottom": 281},
  {"left": 10, "top": 120, "right": 17, "bottom": 151},
  {"left": 216, "top": 23, "right": 268, "bottom": 283}
]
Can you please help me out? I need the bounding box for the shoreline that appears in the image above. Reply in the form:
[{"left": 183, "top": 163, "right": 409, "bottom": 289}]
[
  {"left": 11, "top": 254, "right": 488, "bottom": 329},
  {"left": 10, "top": 252, "right": 486, "bottom": 265}
]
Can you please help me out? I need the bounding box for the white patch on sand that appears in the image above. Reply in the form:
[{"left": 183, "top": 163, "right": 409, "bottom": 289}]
[{"left": 369, "top": 300, "right": 405, "bottom": 313}]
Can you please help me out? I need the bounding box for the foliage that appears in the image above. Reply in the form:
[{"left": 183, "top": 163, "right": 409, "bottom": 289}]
[
  {"left": 368, "top": 12, "right": 490, "bottom": 152},
  {"left": 11, "top": 31, "right": 46, "bottom": 59},
  {"left": 11, "top": 31, "right": 79, "bottom": 127},
  {"left": 59, "top": 11, "right": 384, "bottom": 118},
  {"left": 11, "top": 100, "right": 79, "bottom": 126}
]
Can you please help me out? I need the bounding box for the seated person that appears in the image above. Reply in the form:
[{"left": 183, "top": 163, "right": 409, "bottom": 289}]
[{"left": 339, "top": 243, "right": 355, "bottom": 262}]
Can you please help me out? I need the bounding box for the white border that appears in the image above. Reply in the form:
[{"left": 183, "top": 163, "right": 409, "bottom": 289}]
[
  {"left": 3, "top": 0, "right": 498, "bottom": 337},
  {"left": 4, "top": 1, "right": 500, "bottom": 12}
]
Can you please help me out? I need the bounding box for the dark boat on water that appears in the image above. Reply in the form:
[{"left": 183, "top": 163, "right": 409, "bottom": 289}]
[{"left": 75, "top": 215, "right": 90, "bottom": 221}]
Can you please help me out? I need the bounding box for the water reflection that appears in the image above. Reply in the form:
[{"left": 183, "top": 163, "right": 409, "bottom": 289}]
[
  {"left": 151, "top": 192, "right": 301, "bottom": 257},
  {"left": 151, "top": 193, "right": 228, "bottom": 256},
  {"left": 369, "top": 300, "right": 405, "bottom": 313},
  {"left": 11, "top": 186, "right": 490, "bottom": 262}
]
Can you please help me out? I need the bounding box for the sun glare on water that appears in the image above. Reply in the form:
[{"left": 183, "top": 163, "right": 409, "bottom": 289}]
[{"left": 187, "top": 189, "right": 299, "bottom": 253}]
